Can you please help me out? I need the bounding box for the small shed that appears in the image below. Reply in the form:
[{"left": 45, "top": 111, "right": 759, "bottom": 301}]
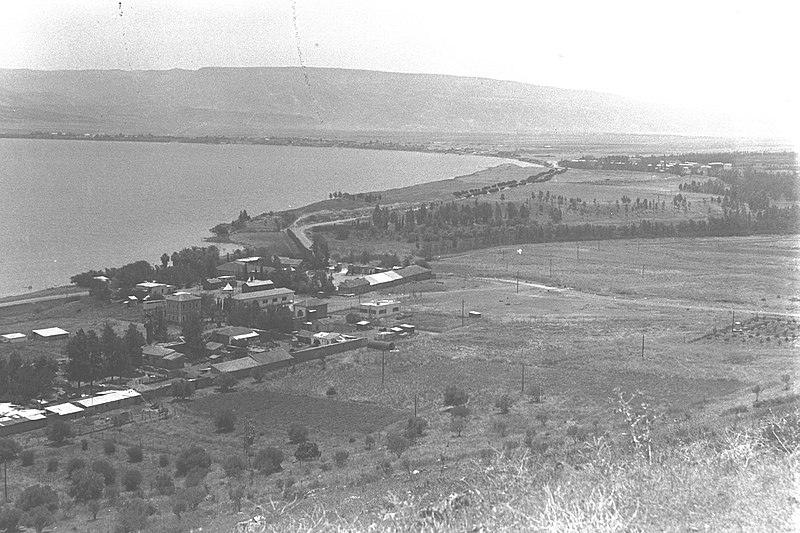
[
  {"left": 1, "top": 333, "right": 27, "bottom": 343},
  {"left": 31, "top": 327, "right": 69, "bottom": 341},
  {"left": 468, "top": 311, "right": 482, "bottom": 318},
  {"left": 74, "top": 389, "right": 142, "bottom": 414},
  {"left": 355, "top": 320, "right": 372, "bottom": 331},
  {"left": 44, "top": 402, "right": 85, "bottom": 419},
  {"left": 398, "top": 324, "right": 416, "bottom": 335}
]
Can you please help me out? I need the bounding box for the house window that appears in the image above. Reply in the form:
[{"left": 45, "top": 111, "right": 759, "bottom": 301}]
[
  {"left": 392, "top": 307, "right": 399, "bottom": 312},
  {"left": 282, "top": 296, "right": 287, "bottom": 301},
  {"left": 379, "top": 310, "right": 386, "bottom": 315}
]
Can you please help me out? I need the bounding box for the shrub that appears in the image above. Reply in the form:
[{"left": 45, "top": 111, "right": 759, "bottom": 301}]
[
  {"left": 0, "top": 438, "right": 20, "bottom": 463},
  {"left": 495, "top": 394, "right": 513, "bottom": 414},
  {"left": 214, "top": 372, "right": 237, "bottom": 392},
  {"left": 365, "top": 434, "right": 375, "bottom": 450},
  {"left": 104, "top": 484, "right": 119, "bottom": 503},
  {"left": 16, "top": 484, "right": 59, "bottom": 513},
  {"left": 88, "top": 499, "right": 101, "bottom": 520},
  {"left": 253, "top": 447, "right": 284, "bottom": 475},
  {"left": 175, "top": 446, "right": 212, "bottom": 477},
  {"left": 68, "top": 468, "right": 105, "bottom": 503},
  {"left": 122, "top": 469, "right": 143, "bottom": 492},
  {"left": 172, "top": 499, "right": 187, "bottom": 518},
  {"left": 333, "top": 450, "right": 349, "bottom": 468},
  {"left": 171, "top": 378, "right": 194, "bottom": 400},
  {"left": 81, "top": 439, "right": 89, "bottom": 451},
  {"left": 288, "top": 424, "right": 309, "bottom": 444},
  {"left": 251, "top": 367, "right": 265, "bottom": 383},
  {"left": 294, "top": 442, "right": 320, "bottom": 463},
  {"left": 378, "top": 458, "right": 393, "bottom": 476},
  {"left": 20, "top": 450, "right": 35, "bottom": 467},
  {"left": 403, "top": 417, "right": 428, "bottom": 443},
  {"left": 181, "top": 486, "right": 207, "bottom": 510},
  {"left": 154, "top": 473, "right": 175, "bottom": 496},
  {"left": 66, "top": 457, "right": 86, "bottom": 479},
  {"left": 444, "top": 385, "right": 469, "bottom": 407},
  {"left": 184, "top": 467, "right": 210, "bottom": 488},
  {"left": 158, "top": 454, "right": 169, "bottom": 468},
  {"left": 103, "top": 440, "right": 117, "bottom": 455},
  {"left": 44, "top": 457, "right": 58, "bottom": 473},
  {"left": 20, "top": 505, "right": 53, "bottom": 533},
  {"left": 387, "top": 432, "right": 409, "bottom": 458},
  {"left": 114, "top": 498, "right": 153, "bottom": 533},
  {"left": 223, "top": 455, "right": 245, "bottom": 478},
  {"left": 92, "top": 459, "right": 116, "bottom": 485},
  {"left": 527, "top": 384, "right": 543, "bottom": 403},
  {"left": 0, "top": 507, "right": 22, "bottom": 532},
  {"left": 326, "top": 386, "right": 337, "bottom": 396},
  {"left": 491, "top": 420, "right": 508, "bottom": 437},
  {"left": 126, "top": 445, "right": 143, "bottom": 463},
  {"left": 214, "top": 408, "right": 237, "bottom": 433},
  {"left": 46, "top": 420, "right": 73, "bottom": 445}
]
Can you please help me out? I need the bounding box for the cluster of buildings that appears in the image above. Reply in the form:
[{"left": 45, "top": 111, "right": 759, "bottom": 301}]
[
  {"left": 0, "top": 389, "right": 142, "bottom": 437},
  {"left": 560, "top": 156, "right": 734, "bottom": 177},
  {"left": 338, "top": 264, "right": 433, "bottom": 295}
]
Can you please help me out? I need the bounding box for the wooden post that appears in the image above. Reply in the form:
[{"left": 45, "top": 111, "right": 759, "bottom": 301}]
[
  {"left": 521, "top": 363, "right": 525, "bottom": 394},
  {"left": 3, "top": 460, "right": 7, "bottom": 503},
  {"left": 549, "top": 258, "right": 553, "bottom": 278},
  {"left": 414, "top": 394, "right": 417, "bottom": 418},
  {"left": 516, "top": 272, "right": 519, "bottom": 293},
  {"left": 381, "top": 351, "right": 385, "bottom": 386},
  {"left": 576, "top": 244, "right": 579, "bottom": 261},
  {"left": 461, "top": 299, "right": 465, "bottom": 327},
  {"left": 641, "top": 265, "right": 645, "bottom": 277},
  {"left": 641, "top": 334, "right": 645, "bottom": 359}
]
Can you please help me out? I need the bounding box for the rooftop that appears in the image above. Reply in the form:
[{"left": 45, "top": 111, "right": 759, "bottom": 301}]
[
  {"left": 141, "top": 345, "right": 176, "bottom": 358},
  {"left": 232, "top": 287, "right": 294, "bottom": 301},
  {"left": 74, "top": 389, "right": 141, "bottom": 408},
  {"left": 45, "top": 403, "right": 84, "bottom": 416},
  {"left": 165, "top": 292, "right": 201, "bottom": 302},
  {"left": 211, "top": 357, "right": 261, "bottom": 374},
  {"left": 31, "top": 327, "right": 69, "bottom": 337}
]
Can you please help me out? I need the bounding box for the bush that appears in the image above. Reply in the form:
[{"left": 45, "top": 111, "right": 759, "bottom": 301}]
[
  {"left": 0, "top": 438, "right": 20, "bottom": 463},
  {"left": 444, "top": 385, "right": 469, "bottom": 407},
  {"left": 125, "top": 445, "right": 143, "bottom": 463},
  {"left": 46, "top": 420, "right": 73, "bottom": 445},
  {"left": 184, "top": 467, "right": 209, "bottom": 488},
  {"left": 252, "top": 367, "right": 265, "bottom": 383},
  {"left": 223, "top": 455, "right": 245, "bottom": 478},
  {"left": 104, "top": 484, "right": 119, "bottom": 503},
  {"left": 122, "top": 469, "right": 143, "bottom": 491},
  {"left": 66, "top": 457, "right": 86, "bottom": 479},
  {"left": 21, "top": 505, "right": 53, "bottom": 533},
  {"left": 387, "top": 432, "right": 410, "bottom": 458},
  {"left": 294, "top": 442, "right": 320, "bottom": 463},
  {"left": 491, "top": 420, "right": 508, "bottom": 437},
  {"left": 214, "top": 372, "right": 237, "bottom": 392},
  {"left": 16, "top": 484, "right": 59, "bottom": 513},
  {"left": 175, "top": 446, "right": 212, "bottom": 477},
  {"left": 92, "top": 459, "right": 116, "bottom": 485},
  {"left": 0, "top": 507, "right": 22, "bottom": 532},
  {"left": 527, "top": 384, "right": 543, "bottom": 403},
  {"left": 171, "top": 378, "right": 194, "bottom": 400},
  {"left": 158, "top": 454, "right": 169, "bottom": 468},
  {"left": 326, "top": 386, "right": 337, "bottom": 396},
  {"left": 20, "top": 450, "right": 35, "bottom": 467},
  {"left": 403, "top": 417, "right": 428, "bottom": 443},
  {"left": 495, "top": 394, "right": 513, "bottom": 414},
  {"left": 103, "top": 440, "right": 116, "bottom": 455},
  {"left": 46, "top": 457, "right": 59, "bottom": 473},
  {"left": 365, "top": 434, "right": 375, "bottom": 450},
  {"left": 114, "top": 498, "right": 154, "bottom": 533},
  {"left": 253, "top": 447, "right": 284, "bottom": 475},
  {"left": 214, "top": 408, "right": 237, "bottom": 433},
  {"left": 288, "top": 424, "right": 308, "bottom": 444},
  {"left": 333, "top": 450, "right": 349, "bottom": 468},
  {"left": 81, "top": 439, "right": 89, "bottom": 451},
  {"left": 68, "top": 468, "right": 105, "bottom": 503},
  {"left": 181, "top": 486, "right": 207, "bottom": 510},
  {"left": 154, "top": 473, "right": 175, "bottom": 496}
]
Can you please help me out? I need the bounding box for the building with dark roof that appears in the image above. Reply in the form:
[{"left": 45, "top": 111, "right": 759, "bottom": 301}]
[{"left": 164, "top": 292, "right": 201, "bottom": 324}]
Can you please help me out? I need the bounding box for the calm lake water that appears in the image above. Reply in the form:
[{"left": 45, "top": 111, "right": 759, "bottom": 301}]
[{"left": 0, "top": 138, "right": 516, "bottom": 297}]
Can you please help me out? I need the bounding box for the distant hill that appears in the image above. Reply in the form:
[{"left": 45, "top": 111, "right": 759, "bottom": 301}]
[{"left": 0, "top": 67, "right": 782, "bottom": 138}]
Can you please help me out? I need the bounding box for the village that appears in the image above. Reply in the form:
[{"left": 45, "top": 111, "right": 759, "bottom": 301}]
[{"left": 0, "top": 256, "right": 435, "bottom": 439}]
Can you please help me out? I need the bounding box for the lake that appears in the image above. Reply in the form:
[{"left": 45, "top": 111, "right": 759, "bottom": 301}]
[{"left": 0, "top": 138, "right": 518, "bottom": 297}]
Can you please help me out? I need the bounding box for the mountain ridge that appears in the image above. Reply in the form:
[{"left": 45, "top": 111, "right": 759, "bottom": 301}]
[{"left": 0, "top": 67, "right": 783, "bottom": 139}]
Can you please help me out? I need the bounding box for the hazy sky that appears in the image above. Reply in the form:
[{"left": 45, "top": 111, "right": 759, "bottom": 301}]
[{"left": 0, "top": 0, "right": 796, "bottom": 128}]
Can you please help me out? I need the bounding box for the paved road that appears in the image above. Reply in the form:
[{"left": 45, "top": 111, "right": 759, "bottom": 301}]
[{"left": 0, "top": 291, "right": 88, "bottom": 309}]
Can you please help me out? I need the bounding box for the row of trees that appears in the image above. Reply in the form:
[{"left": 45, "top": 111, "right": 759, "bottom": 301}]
[
  {"left": 0, "top": 354, "right": 57, "bottom": 404},
  {"left": 65, "top": 324, "right": 145, "bottom": 389}
]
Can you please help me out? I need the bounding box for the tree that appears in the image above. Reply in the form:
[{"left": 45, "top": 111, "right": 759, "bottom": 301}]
[
  {"left": 387, "top": 432, "right": 409, "bottom": 458},
  {"left": 214, "top": 409, "right": 236, "bottom": 433},
  {"left": 47, "top": 420, "right": 73, "bottom": 445},
  {"left": 65, "top": 329, "right": 91, "bottom": 389},
  {"left": 171, "top": 379, "right": 194, "bottom": 400},
  {"left": 92, "top": 459, "right": 116, "bottom": 485},
  {"left": 181, "top": 312, "right": 205, "bottom": 361},
  {"left": 333, "top": 450, "right": 349, "bottom": 468},
  {"left": 402, "top": 417, "right": 428, "bottom": 443},
  {"left": 451, "top": 405, "right": 470, "bottom": 437},
  {"left": 214, "top": 372, "right": 237, "bottom": 392},
  {"left": 294, "top": 442, "right": 320, "bottom": 463},
  {"left": 0, "top": 438, "right": 20, "bottom": 503},
  {"left": 16, "top": 484, "right": 58, "bottom": 513},
  {"left": 122, "top": 469, "right": 143, "bottom": 492},
  {"left": 251, "top": 366, "right": 265, "bottom": 383},
  {"left": 253, "top": 447, "right": 284, "bottom": 475},
  {"left": 85, "top": 329, "right": 104, "bottom": 392},
  {"left": 126, "top": 446, "right": 143, "bottom": 463},
  {"left": 175, "top": 446, "right": 212, "bottom": 477},
  {"left": 21, "top": 506, "right": 53, "bottom": 533},
  {"left": 114, "top": 498, "right": 153, "bottom": 533},
  {"left": 88, "top": 499, "right": 101, "bottom": 520},
  {"left": 160, "top": 253, "right": 170, "bottom": 269},
  {"left": 443, "top": 385, "right": 469, "bottom": 407},
  {"left": 68, "top": 468, "right": 105, "bottom": 503},
  {"left": 287, "top": 424, "right": 308, "bottom": 444}
]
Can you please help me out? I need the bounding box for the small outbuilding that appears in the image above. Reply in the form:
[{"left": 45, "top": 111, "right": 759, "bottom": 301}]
[
  {"left": 31, "top": 327, "right": 70, "bottom": 341},
  {"left": 1, "top": 333, "right": 27, "bottom": 343}
]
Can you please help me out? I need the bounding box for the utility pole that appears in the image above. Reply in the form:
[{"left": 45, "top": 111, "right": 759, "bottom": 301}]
[
  {"left": 461, "top": 299, "right": 465, "bottom": 327},
  {"left": 549, "top": 258, "right": 553, "bottom": 278},
  {"left": 732, "top": 311, "right": 735, "bottom": 330},
  {"left": 641, "top": 264, "right": 645, "bottom": 278},
  {"left": 521, "top": 363, "right": 525, "bottom": 393},
  {"left": 576, "top": 244, "right": 579, "bottom": 261},
  {"left": 516, "top": 271, "right": 519, "bottom": 293},
  {"left": 381, "top": 351, "right": 385, "bottom": 386},
  {"left": 414, "top": 394, "right": 417, "bottom": 418},
  {"left": 641, "top": 334, "right": 645, "bottom": 359}
]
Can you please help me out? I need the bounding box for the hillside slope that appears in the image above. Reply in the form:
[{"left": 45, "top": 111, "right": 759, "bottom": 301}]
[{"left": 0, "top": 67, "right": 775, "bottom": 138}]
